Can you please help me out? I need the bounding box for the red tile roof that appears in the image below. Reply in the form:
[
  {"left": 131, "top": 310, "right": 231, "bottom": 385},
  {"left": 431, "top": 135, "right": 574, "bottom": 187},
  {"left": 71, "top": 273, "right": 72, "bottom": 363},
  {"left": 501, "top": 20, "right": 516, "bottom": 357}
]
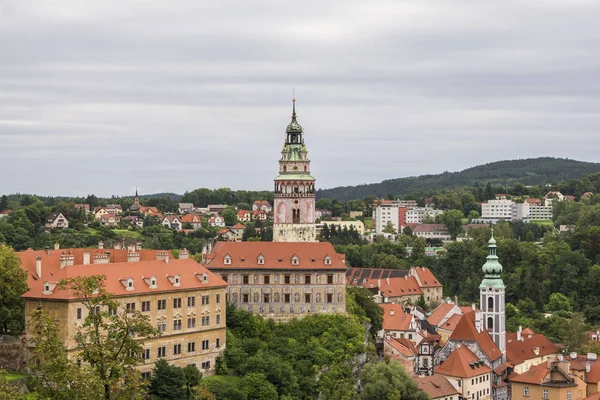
[
  {"left": 380, "top": 303, "right": 413, "bottom": 331},
  {"left": 231, "top": 223, "right": 246, "bottom": 230},
  {"left": 18, "top": 250, "right": 225, "bottom": 300},
  {"left": 372, "top": 276, "right": 423, "bottom": 297},
  {"left": 206, "top": 242, "right": 347, "bottom": 270},
  {"left": 505, "top": 334, "right": 558, "bottom": 366},
  {"left": 585, "top": 393, "right": 600, "bottom": 400},
  {"left": 448, "top": 312, "right": 503, "bottom": 361},
  {"left": 414, "top": 375, "right": 461, "bottom": 399},
  {"left": 427, "top": 303, "right": 456, "bottom": 327},
  {"left": 180, "top": 214, "right": 201, "bottom": 223},
  {"left": 438, "top": 314, "right": 462, "bottom": 333},
  {"left": 412, "top": 267, "right": 442, "bottom": 287},
  {"left": 569, "top": 355, "right": 600, "bottom": 384},
  {"left": 413, "top": 224, "right": 447, "bottom": 233},
  {"left": 237, "top": 210, "right": 250, "bottom": 218},
  {"left": 435, "top": 345, "right": 491, "bottom": 378},
  {"left": 509, "top": 362, "right": 575, "bottom": 385},
  {"left": 385, "top": 337, "right": 416, "bottom": 358}
]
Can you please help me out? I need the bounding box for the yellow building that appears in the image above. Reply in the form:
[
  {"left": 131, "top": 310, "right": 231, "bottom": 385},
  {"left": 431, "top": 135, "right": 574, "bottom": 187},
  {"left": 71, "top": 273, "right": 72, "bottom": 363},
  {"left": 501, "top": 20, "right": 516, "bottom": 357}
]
[
  {"left": 511, "top": 360, "right": 587, "bottom": 400},
  {"left": 435, "top": 344, "right": 492, "bottom": 400},
  {"left": 19, "top": 247, "right": 227, "bottom": 376}
]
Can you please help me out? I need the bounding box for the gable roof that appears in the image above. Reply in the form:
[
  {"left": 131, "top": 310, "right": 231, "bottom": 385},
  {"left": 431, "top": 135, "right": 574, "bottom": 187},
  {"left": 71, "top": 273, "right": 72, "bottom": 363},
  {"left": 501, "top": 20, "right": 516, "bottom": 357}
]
[
  {"left": 373, "top": 276, "right": 423, "bottom": 298},
  {"left": 206, "top": 242, "right": 347, "bottom": 270},
  {"left": 510, "top": 362, "right": 576, "bottom": 386},
  {"left": 415, "top": 375, "right": 461, "bottom": 399},
  {"left": 385, "top": 337, "right": 417, "bottom": 358},
  {"left": 346, "top": 268, "right": 408, "bottom": 286},
  {"left": 438, "top": 314, "right": 462, "bottom": 333},
  {"left": 435, "top": 345, "right": 491, "bottom": 378},
  {"left": 180, "top": 214, "right": 201, "bottom": 223},
  {"left": 427, "top": 303, "right": 456, "bottom": 327},
  {"left": 231, "top": 223, "right": 246, "bottom": 230},
  {"left": 411, "top": 267, "right": 442, "bottom": 287},
  {"left": 506, "top": 334, "right": 558, "bottom": 366},
  {"left": 448, "top": 312, "right": 503, "bottom": 362},
  {"left": 237, "top": 210, "right": 250, "bottom": 217},
  {"left": 380, "top": 303, "right": 413, "bottom": 331}
]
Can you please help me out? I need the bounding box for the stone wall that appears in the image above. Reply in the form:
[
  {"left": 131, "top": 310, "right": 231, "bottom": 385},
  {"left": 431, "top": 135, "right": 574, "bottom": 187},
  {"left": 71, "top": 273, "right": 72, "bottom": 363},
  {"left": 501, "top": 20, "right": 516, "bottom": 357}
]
[{"left": 0, "top": 334, "right": 28, "bottom": 372}]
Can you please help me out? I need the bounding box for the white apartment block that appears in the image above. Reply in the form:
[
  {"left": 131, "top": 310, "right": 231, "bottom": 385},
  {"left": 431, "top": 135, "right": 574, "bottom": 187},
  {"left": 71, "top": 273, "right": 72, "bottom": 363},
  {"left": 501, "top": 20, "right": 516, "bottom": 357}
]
[
  {"left": 405, "top": 207, "right": 443, "bottom": 224},
  {"left": 513, "top": 203, "right": 553, "bottom": 221},
  {"left": 481, "top": 200, "right": 514, "bottom": 221},
  {"left": 373, "top": 204, "right": 399, "bottom": 234},
  {"left": 392, "top": 200, "right": 418, "bottom": 208}
]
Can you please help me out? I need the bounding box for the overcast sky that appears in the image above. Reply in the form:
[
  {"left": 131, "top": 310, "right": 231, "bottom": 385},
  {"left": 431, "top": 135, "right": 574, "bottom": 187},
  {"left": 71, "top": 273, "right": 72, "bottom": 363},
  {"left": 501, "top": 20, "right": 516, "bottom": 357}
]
[{"left": 1, "top": 0, "right": 599, "bottom": 197}]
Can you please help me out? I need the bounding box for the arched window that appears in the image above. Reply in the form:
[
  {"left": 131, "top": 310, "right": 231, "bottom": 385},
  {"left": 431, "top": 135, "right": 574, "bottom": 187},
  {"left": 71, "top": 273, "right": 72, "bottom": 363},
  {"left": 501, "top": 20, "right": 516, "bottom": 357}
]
[
  {"left": 488, "top": 296, "right": 494, "bottom": 311},
  {"left": 487, "top": 317, "right": 493, "bottom": 330},
  {"left": 283, "top": 166, "right": 287, "bottom": 172}
]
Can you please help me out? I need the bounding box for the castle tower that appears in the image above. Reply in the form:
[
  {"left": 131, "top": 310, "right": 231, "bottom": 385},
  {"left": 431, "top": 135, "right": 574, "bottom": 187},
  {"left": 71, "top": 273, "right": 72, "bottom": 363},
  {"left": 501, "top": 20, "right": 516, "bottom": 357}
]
[
  {"left": 480, "top": 228, "right": 506, "bottom": 354},
  {"left": 273, "top": 98, "right": 317, "bottom": 242}
]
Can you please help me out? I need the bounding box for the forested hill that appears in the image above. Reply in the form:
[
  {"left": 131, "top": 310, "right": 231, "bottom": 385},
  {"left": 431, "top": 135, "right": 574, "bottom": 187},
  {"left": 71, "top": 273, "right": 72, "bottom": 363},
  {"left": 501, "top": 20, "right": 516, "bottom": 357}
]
[{"left": 316, "top": 157, "right": 600, "bottom": 201}]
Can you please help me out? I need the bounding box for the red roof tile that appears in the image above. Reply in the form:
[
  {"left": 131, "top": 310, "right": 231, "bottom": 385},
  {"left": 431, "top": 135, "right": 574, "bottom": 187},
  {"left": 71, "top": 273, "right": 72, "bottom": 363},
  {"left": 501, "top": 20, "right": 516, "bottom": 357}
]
[
  {"left": 438, "top": 314, "right": 462, "bottom": 333},
  {"left": 380, "top": 303, "right": 413, "bottom": 331},
  {"left": 414, "top": 375, "right": 461, "bottom": 399},
  {"left": 435, "top": 345, "right": 491, "bottom": 378},
  {"left": 412, "top": 267, "right": 442, "bottom": 287},
  {"left": 385, "top": 337, "right": 416, "bottom": 358},
  {"left": 449, "top": 312, "right": 503, "bottom": 361},
  {"left": 427, "top": 303, "right": 456, "bottom": 327},
  {"left": 506, "top": 334, "right": 558, "bottom": 366}
]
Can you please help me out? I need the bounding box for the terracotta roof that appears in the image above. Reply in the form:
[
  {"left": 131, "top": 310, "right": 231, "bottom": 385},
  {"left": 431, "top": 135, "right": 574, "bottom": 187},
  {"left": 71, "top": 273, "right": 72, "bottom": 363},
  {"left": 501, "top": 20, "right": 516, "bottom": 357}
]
[
  {"left": 509, "top": 362, "right": 575, "bottom": 386},
  {"left": 506, "top": 334, "right": 558, "bottom": 366},
  {"left": 569, "top": 355, "right": 600, "bottom": 383},
  {"left": 412, "top": 267, "right": 442, "bottom": 287},
  {"left": 448, "top": 312, "right": 503, "bottom": 362},
  {"left": 231, "top": 223, "right": 246, "bottom": 230},
  {"left": 206, "top": 242, "right": 347, "bottom": 270},
  {"left": 438, "top": 314, "right": 462, "bottom": 333},
  {"left": 413, "top": 224, "right": 447, "bottom": 233},
  {"left": 346, "top": 268, "right": 408, "bottom": 286},
  {"left": 385, "top": 337, "right": 416, "bottom": 358},
  {"left": 522, "top": 328, "right": 535, "bottom": 335},
  {"left": 380, "top": 303, "right": 413, "bottom": 331},
  {"left": 435, "top": 345, "right": 491, "bottom": 378},
  {"left": 139, "top": 206, "right": 159, "bottom": 214},
  {"left": 585, "top": 393, "right": 600, "bottom": 400},
  {"left": 525, "top": 198, "right": 541, "bottom": 204},
  {"left": 162, "top": 215, "right": 181, "bottom": 223},
  {"left": 180, "top": 214, "right": 201, "bottom": 223},
  {"left": 371, "top": 276, "right": 423, "bottom": 297},
  {"left": 415, "top": 375, "right": 460, "bottom": 399},
  {"left": 427, "top": 303, "right": 456, "bottom": 327},
  {"left": 18, "top": 252, "right": 225, "bottom": 300},
  {"left": 237, "top": 210, "right": 250, "bottom": 218}
]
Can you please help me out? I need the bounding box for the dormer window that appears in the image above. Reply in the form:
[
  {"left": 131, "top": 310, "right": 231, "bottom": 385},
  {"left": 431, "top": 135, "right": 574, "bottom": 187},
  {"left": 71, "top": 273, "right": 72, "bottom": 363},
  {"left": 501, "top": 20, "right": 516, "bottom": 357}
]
[
  {"left": 143, "top": 276, "right": 158, "bottom": 289},
  {"left": 167, "top": 274, "right": 181, "bottom": 287},
  {"left": 120, "top": 278, "right": 134, "bottom": 291},
  {"left": 257, "top": 254, "right": 265, "bottom": 265},
  {"left": 224, "top": 254, "right": 232, "bottom": 265},
  {"left": 291, "top": 255, "right": 299, "bottom": 266},
  {"left": 202, "top": 273, "right": 208, "bottom": 283},
  {"left": 324, "top": 255, "right": 332, "bottom": 265}
]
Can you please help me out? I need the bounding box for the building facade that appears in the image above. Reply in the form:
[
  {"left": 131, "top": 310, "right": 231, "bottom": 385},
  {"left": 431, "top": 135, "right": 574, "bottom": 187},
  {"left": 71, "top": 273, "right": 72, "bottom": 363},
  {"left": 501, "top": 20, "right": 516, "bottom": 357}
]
[
  {"left": 273, "top": 99, "right": 317, "bottom": 242},
  {"left": 373, "top": 203, "right": 400, "bottom": 234},
  {"left": 480, "top": 228, "right": 506, "bottom": 355},
  {"left": 19, "top": 248, "right": 227, "bottom": 375},
  {"left": 204, "top": 241, "right": 347, "bottom": 321}
]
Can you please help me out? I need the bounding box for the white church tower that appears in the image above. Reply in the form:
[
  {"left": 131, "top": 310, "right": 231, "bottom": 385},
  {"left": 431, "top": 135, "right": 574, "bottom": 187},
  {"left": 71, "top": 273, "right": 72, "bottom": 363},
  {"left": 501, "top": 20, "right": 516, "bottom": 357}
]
[
  {"left": 480, "top": 228, "right": 506, "bottom": 355},
  {"left": 272, "top": 98, "right": 317, "bottom": 242}
]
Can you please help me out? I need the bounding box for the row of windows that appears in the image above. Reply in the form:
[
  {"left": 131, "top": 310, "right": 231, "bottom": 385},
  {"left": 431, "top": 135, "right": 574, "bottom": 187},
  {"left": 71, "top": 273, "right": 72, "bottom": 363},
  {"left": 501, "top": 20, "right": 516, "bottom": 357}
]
[
  {"left": 523, "top": 387, "right": 569, "bottom": 399},
  {"left": 156, "top": 315, "right": 221, "bottom": 332},
  {"left": 471, "top": 374, "right": 489, "bottom": 385},
  {"left": 76, "top": 294, "right": 222, "bottom": 319},
  {"left": 142, "top": 339, "right": 221, "bottom": 360},
  {"left": 224, "top": 256, "right": 332, "bottom": 266},
  {"left": 224, "top": 274, "right": 336, "bottom": 285},
  {"left": 240, "top": 292, "right": 337, "bottom": 303}
]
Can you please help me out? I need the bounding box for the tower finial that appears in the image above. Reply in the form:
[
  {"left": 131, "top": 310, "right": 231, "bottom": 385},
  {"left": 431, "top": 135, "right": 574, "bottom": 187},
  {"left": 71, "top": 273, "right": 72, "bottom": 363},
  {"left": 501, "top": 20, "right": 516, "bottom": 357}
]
[{"left": 292, "top": 88, "right": 296, "bottom": 117}]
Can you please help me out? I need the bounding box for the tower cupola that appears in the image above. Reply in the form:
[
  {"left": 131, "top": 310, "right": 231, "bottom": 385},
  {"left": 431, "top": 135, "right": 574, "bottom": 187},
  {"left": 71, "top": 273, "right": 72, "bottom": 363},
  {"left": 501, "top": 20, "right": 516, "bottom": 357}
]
[
  {"left": 286, "top": 98, "right": 303, "bottom": 145},
  {"left": 480, "top": 228, "right": 504, "bottom": 288}
]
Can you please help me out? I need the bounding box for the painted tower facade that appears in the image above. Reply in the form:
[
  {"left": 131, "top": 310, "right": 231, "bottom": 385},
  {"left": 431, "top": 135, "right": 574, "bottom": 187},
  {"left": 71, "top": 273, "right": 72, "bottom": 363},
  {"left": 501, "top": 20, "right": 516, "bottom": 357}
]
[
  {"left": 479, "top": 229, "right": 506, "bottom": 354},
  {"left": 273, "top": 99, "right": 317, "bottom": 242}
]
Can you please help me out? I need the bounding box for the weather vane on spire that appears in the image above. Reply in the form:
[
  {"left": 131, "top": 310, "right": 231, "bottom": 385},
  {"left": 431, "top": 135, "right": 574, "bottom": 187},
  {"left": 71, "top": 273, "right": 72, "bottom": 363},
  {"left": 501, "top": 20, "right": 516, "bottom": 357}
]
[{"left": 292, "top": 87, "right": 296, "bottom": 117}]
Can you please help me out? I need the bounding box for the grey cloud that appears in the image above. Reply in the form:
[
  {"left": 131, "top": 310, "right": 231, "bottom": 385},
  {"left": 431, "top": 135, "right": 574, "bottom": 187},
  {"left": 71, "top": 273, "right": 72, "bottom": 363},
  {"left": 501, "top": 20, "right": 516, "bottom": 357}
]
[{"left": 0, "top": 0, "right": 599, "bottom": 196}]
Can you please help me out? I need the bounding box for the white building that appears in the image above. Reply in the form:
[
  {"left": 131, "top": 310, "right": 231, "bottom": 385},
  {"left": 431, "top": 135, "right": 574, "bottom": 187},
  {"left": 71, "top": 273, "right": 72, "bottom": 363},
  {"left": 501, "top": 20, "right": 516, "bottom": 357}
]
[
  {"left": 512, "top": 203, "right": 553, "bottom": 221},
  {"left": 373, "top": 203, "right": 399, "bottom": 234},
  {"left": 405, "top": 207, "right": 443, "bottom": 224},
  {"left": 481, "top": 200, "right": 514, "bottom": 221},
  {"left": 413, "top": 224, "right": 451, "bottom": 241}
]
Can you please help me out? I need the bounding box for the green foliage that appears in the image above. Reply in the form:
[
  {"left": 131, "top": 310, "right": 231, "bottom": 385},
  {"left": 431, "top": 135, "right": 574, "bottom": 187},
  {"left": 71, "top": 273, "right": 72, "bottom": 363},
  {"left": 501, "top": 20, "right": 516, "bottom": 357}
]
[
  {"left": 440, "top": 209, "right": 464, "bottom": 240},
  {"left": 148, "top": 359, "right": 188, "bottom": 400},
  {"left": 359, "top": 361, "right": 429, "bottom": 400},
  {"left": 0, "top": 245, "right": 28, "bottom": 334},
  {"left": 213, "top": 305, "right": 369, "bottom": 399},
  {"left": 317, "top": 157, "right": 600, "bottom": 201},
  {"left": 221, "top": 208, "right": 237, "bottom": 227},
  {"left": 382, "top": 221, "right": 397, "bottom": 235},
  {"left": 347, "top": 286, "right": 383, "bottom": 337},
  {"left": 0, "top": 369, "right": 27, "bottom": 400}
]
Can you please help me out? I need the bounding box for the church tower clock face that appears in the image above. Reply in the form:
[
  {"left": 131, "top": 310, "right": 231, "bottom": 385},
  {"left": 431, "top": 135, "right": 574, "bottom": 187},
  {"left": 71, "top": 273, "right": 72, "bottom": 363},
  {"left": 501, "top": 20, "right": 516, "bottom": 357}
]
[{"left": 273, "top": 98, "right": 317, "bottom": 243}]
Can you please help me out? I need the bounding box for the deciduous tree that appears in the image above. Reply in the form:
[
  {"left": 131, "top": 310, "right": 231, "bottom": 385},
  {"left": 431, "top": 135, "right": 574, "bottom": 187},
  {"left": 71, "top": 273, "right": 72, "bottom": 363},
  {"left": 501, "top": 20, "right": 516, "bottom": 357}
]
[{"left": 0, "top": 245, "right": 28, "bottom": 334}]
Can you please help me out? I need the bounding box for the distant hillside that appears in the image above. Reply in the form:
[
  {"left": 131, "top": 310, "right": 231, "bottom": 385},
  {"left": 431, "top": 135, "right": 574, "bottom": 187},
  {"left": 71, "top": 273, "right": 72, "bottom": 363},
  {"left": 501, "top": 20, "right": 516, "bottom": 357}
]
[
  {"left": 139, "top": 193, "right": 182, "bottom": 201},
  {"left": 316, "top": 157, "right": 600, "bottom": 201}
]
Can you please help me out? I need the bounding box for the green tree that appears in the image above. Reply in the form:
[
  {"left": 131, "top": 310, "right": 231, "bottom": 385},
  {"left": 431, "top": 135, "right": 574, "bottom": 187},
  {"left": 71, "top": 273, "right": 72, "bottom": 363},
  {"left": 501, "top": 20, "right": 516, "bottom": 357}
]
[
  {"left": 560, "top": 313, "right": 589, "bottom": 353},
  {"left": 240, "top": 373, "right": 278, "bottom": 400},
  {"left": 0, "top": 369, "right": 27, "bottom": 400},
  {"left": 347, "top": 286, "right": 383, "bottom": 337},
  {"left": 0, "top": 245, "right": 28, "bottom": 334},
  {"left": 382, "top": 221, "right": 397, "bottom": 235},
  {"left": 411, "top": 237, "right": 426, "bottom": 261},
  {"left": 359, "top": 361, "right": 429, "bottom": 400},
  {"left": 149, "top": 359, "right": 187, "bottom": 400},
  {"left": 441, "top": 209, "right": 464, "bottom": 240},
  {"left": 183, "top": 364, "right": 203, "bottom": 399},
  {"left": 0, "top": 195, "right": 8, "bottom": 212},
  {"left": 28, "top": 308, "right": 103, "bottom": 399},
  {"left": 544, "top": 293, "right": 573, "bottom": 314},
  {"left": 58, "top": 275, "right": 159, "bottom": 400},
  {"left": 222, "top": 208, "right": 237, "bottom": 226}
]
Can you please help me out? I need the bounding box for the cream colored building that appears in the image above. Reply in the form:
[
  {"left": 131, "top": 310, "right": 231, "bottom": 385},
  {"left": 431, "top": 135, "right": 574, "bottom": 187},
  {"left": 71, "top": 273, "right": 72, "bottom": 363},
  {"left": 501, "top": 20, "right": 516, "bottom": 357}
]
[
  {"left": 19, "top": 247, "right": 227, "bottom": 376},
  {"left": 204, "top": 241, "right": 347, "bottom": 321},
  {"left": 511, "top": 360, "right": 587, "bottom": 400},
  {"left": 435, "top": 345, "right": 492, "bottom": 400},
  {"left": 318, "top": 220, "right": 365, "bottom": 236}
]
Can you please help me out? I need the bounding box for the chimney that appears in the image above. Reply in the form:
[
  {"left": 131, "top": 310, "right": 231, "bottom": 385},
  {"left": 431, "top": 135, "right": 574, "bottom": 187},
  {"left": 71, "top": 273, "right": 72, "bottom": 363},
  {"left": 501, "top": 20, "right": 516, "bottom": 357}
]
[
  {"left": 386, "top": 277, "right": 390, "bottom": 285},
  {"left": 128, "top": 244, "right": 135, "bottom": 252},
  {"left": 390, "top": 310, "right": 395, "bottom": 316},
  {"left": 471, "top": 302, "right": 476, "bottom": 311},
  {"left": 517, "top": 326, "right": 523, "bottom": 342},
  {"left": 454, "top": 295, "right": 458, "bottom": 305},
  {"left": 570, "top": 352, "right": 578, "bottom": 360},
  {"left": 586, "top": 362, "right": 591, "bottom": 373},
  {"left": 135, "top": 242, "right": 143, "bottom": 251},
  {"left": 475, "top": 311, "right": 483, "bottom": 333},
  {"left": 54, "top": 242, "right": 60, "bottom": 251},
  {"left": 98, "top": 241, "right": 104, "bottom": 249},
  {"left": 588, "top": 353, "right": 598, "bottom": 361},
  {"left": 35, "top": 255, "right": 42, "bottom": 278},
  {"left": 127, "top": 251, "right": 140, "bottom": 263},
  {"left": 207, "top": 241, "right": 212, "bottom": 254},
  {"left": 558, "top": 354, "right": 564, "bottom": 362},
  {"left": 113, "top": 242, "right": 121, "bottom": 250},
  {"left": 201, "top": 245, "right": 207, "bottom": 263},
  {"left": 83, "top": 252, "right": 91, "bottom": 265},
  {"left": 179, "top": 248, "right": 189, "bottom": 260},
  {"left": 59, "top": 254, "right": 75, "bottom": 269},
  {"left": 45, "top": 246, "right": 50, "bottom": 256},
  {"left": 155, "top": 251, "right": 169, "bottom": 263},
  {"left": 93, "top": 253, "right": 110, "bottom": 264}
]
